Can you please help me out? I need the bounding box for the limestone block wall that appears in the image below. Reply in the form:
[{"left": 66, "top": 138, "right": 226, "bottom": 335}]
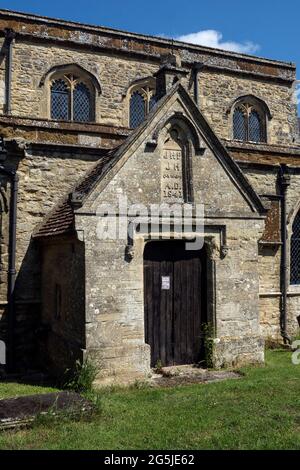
[
  {"left": 242, "top": 167, "right": 278, "bottom": 197},
  {"left": 198, "top": 71, "right": 298, "bottom": 145},
  {"left": 193, "top": 148, "right": 258, "bottom": 214},
  {"left": 213, "top": 219, "right": 265, "bottom": 367},
  {"left": 4, "top": 34, "right": 297, "bottom": 144},
  {"left": 81, "top": 231, "right": 150, "bottom": 384},
  {"left": 11, "top": 41, "right": 157, "bottom": 127}
]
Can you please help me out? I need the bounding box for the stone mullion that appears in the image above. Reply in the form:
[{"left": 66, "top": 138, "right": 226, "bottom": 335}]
[{"left": 144, "top": 87, "right": 150, "bottom": 115}]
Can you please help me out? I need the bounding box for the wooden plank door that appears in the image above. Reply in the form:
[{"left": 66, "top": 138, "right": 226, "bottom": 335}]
[
  {"left": 173, "top": 249, "right": 203, "bottom": 365},
  {"left": 144, "top": 242, "right": 173, "bottom": 367},
  {"left": 144, "top": 240, "right": 205, "bottom": 367}
]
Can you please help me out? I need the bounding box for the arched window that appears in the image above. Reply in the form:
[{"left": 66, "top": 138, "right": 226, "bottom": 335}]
[
  {"left": 50, "top": 74, "right": 94, "bottom": 122},
  {"left": 233, "top": 100, "right": 266, "bottom": 143},
  {"left": 290, "top": 211, "right": 300, "bottom": 284},
  {"left": 129, "top": 83, "right": 157, "bottom": 128}
]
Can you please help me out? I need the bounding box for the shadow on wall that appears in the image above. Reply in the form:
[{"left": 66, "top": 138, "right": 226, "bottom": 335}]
[
  {"left": 37, "top": 237, "right": 86, "bottom": 378},
  {"left": 0, "top": 240, "right": 41, "bottom": 372},
  {"left": 0, "top": 236, "right": 86, "bottom": 374}
]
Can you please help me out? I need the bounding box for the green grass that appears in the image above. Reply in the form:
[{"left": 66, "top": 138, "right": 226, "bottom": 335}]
[
  {"left": 0, "top": 381, "right": 58, "bottom": 400},
  {"left": 0, "top": 350, "right": 300, "bottom": 450}
]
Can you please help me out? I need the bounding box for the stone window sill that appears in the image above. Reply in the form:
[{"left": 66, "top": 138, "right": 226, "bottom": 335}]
[{"left": 288, "top": 285, "right": 300, "bottom": 296}]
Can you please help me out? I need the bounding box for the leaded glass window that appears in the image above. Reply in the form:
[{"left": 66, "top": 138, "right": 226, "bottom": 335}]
[
  {"left": 74, "top": 82, "right": 91, "bottom": 122},
  {"left": 50, "top": 74, "right": 94, "bottom": 122},
  {"left": 130, "top": 91, "right": 145, "bottom": 128},
  {"left": 232, "top": 101, "right": 266, "bottom": 143},
  {"left": 233, "top": 108, "right": 247, "bottom": 141},
  {"left": 51, "top": 79, "right": 69, "bottom": 120},
  {"left": 129, "top": 85, "right": 156, "bottom": 128},
  {"left": 249, "top": 110, "right": 262, "bottom": 142},
  {"left": 291, "top": 211, "right": 300, "bottom": 285}
]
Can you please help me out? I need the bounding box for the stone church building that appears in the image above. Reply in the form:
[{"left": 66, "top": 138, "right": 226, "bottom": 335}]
[{"left": 0, "top": 9, "right": 300, "bottom": 384}]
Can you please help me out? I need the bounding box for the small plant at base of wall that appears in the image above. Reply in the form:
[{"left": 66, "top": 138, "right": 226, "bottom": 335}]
[
  {"left": 154, "top": 359, "right": 163, "bottom": 374},
  {"left": 63, "top": 358, "right": 99, "bottom": 394}
]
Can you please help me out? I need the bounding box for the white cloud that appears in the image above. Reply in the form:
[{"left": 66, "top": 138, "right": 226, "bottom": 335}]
[{"left": 175, "top": 30, "right": 260, "bottom": 54}]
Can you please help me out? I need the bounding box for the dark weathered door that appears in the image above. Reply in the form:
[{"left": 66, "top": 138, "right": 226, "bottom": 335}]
[{"left": 144, "top": 240, "right": 206, "bottom": 367}]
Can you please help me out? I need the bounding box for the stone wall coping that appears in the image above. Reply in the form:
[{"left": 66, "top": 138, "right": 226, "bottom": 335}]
[
  {"left": 198, "top": 64, "right": 294, "bottom": 85},
  {"left": 74, "top": 211, "right": 265, "bottom": 220},
  {"left": 0, "top": 9, "right": 295, "bottom": 77},
  {"left": 26, "top": 142, "right": 114, "bottom": 157},
  {"left": 236, "top": 159, "right": 300, "bottom": 171},
  {"left": 0, "top": 114, "right": 131, "bottom": 137},
  {"left": 224, "top": 140, "right": 300, "bottom": 156}
]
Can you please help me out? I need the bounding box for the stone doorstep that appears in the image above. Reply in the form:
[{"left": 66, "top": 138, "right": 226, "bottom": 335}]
[
  {"left": 150, "top": 365, "right": 241, "bottom": 387},
  {"left": 0, "top": 391, "right": 93, "bottom": 431},
  {"left": 93, "top": 365, "right": 242, "bottom": 388},
  {"left": 160, "top": 364, "right": 208, "bottom": 378}
]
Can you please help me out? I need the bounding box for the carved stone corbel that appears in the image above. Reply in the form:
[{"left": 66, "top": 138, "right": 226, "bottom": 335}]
[
  {"left": 220, "top": 244, "right": 229, "bottom": 259},
  {"left": 125, "top": 243, "right": 134, "bottom": 262}
]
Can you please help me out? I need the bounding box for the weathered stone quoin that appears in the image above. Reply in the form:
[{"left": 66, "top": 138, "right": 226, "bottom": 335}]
[{"left": 0, "top": 9, "right": 300, "bottom": 384}]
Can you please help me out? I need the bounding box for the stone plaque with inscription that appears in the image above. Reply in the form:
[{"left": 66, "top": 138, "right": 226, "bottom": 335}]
[{"left": 161, "top": 138, "right": 183, "bottom": 202}]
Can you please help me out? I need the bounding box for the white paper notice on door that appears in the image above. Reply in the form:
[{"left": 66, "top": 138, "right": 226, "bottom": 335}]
[{"left": 161, "top": 276, "right": 170, "bottom": 290}]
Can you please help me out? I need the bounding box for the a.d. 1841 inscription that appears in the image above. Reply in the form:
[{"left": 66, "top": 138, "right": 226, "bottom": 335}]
[{"left": 161, "top": 146, "right": 183, "bottom": 202}]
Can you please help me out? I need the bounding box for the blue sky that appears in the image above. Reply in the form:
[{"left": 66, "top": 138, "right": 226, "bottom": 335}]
[{"left": 1, "top": 0, "right": 300, "bottom": 100}]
